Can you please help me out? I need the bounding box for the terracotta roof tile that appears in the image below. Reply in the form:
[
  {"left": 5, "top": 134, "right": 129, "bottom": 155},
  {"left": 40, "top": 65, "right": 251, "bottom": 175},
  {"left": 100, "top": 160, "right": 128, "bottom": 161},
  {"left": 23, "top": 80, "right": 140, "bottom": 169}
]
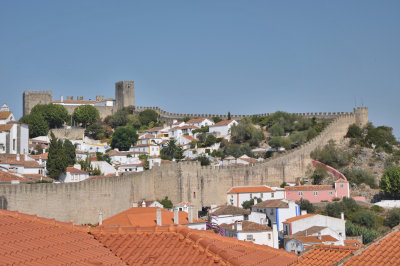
[
  {"left": 220, "top": 221, "right": 272, "bottom": 232},
  {"left": 0, "top": 111, "right": 12, "bottom": 120},
  {"left": 252, "top": 199, "right": 289, "bottom": 208},
  {"left": 293, "top": 244, "right": 360, "bottom": 265},
  {"left": 29, "top": 152, "right": 48, "bottom": 160},
  {"left": 0, "top": 209, "right": 124, "bottom": 265},
  {"left": 186, "top": 118, "right": 207, "bottom": 124},
  {"left": 0, "top": 124, "right": 13, "bottom": 132},
  {"left": 91, "top": 225, "right": 298, "bottom": 265},
  {"left": 290, "top": 226, "right": 327, "bottom": 237},
  {"left": 210, "top": 120, "right": 236, "bottom": 127},
  {"left": 173, "top": 125, "right": 200, "bottom": 130},
  {"left": 292, "top": 235, "right": 338, "bottom": 243},
  {"left": 285, "top": 185, "right": 334, "bottom": 191},
  {"left": 211, "top": 205, "right": 250, "bottom": 216},
  {"left": 283, "top": 214, "right": 317, "bottom": 224},
  {"left": 227, "top": 185, "right": 275, "bottom": 194},
  {"left": 66, "top": 167, "right": 88, "bottom": 174},
  {"left": 183, "top": 135, "right": 198, "bottom": 142},
  {"left": 101, "top": 207, "right": 205, "bottom": 227},
  {"left": 0, "top": 171, "right": 26, "bottom": 183}
]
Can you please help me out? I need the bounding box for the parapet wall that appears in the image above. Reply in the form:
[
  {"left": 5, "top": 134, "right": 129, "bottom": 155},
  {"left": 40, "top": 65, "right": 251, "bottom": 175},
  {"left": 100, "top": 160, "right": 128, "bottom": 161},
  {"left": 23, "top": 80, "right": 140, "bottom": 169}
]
[{"left": 0, "top": 110, "right": 363, "bottom": 224}]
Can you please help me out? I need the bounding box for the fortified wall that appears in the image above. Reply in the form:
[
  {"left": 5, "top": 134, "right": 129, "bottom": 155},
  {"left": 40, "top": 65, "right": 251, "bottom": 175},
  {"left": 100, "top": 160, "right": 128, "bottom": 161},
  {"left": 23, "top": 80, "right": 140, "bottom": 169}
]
[{"left": 0, "top": 108, "right": 367, "bottom": 224}]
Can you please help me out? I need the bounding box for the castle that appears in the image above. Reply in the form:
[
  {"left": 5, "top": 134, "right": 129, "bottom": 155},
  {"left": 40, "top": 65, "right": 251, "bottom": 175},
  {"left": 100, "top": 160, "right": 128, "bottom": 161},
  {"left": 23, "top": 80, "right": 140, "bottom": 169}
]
[{"left": 23, "top": 80, "right": 135, "bottom": 119}]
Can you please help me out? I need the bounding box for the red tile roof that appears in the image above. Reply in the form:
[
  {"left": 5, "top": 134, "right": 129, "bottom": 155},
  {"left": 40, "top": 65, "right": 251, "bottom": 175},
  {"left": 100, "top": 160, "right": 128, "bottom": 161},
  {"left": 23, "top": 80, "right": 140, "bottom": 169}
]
[
  {"left": 183, "top": 135, "right": 198, "bottom": 142},
  {"left": 0, "top": 111, "right": 12, "bottom": 120},
  {"left": 0, "top": 155, "right": 43, "bottom": 168},
  {"left": 283, "top": 214, "right": 317, "bottom": 224},
  {"left": 29, "top": 152, "right": 48, "bottom": 160},
  {"left": 186, "top": 118, "right": 207, "bottom": 124},
  {"left": 0, "top": 171, "right": 26, "bottom": 183},
  {"left": 285, "top": 185, "right": 334, "bottom": 191},
  {"left": 293, "top": 244, "right": 360, "bottom": 265},
  {"left": 210, "top": 120, "right": 236, "bottom": 127},
  {"left": 252, "top": 199, "right": 289, "bottom": 208},
  {"left": 174, "top": 125, "right": 200, "bottom": 130},
  {"left": 0, "top": 209, "right": 124, "bottom": 265},
  {"left": 0, "top": 124, "right": 13, "bottom": 132},
  {"left": 343, "top": 226, "right": 400, "bottom": 265},
  {"left": 220, "top": 221, "right": 272, "bottom": 232},
  {"left": 211, "top": 205, "right": 251, "bottom": 216},
  {"left": 101, "top": 207, "right": 205, "bottom": 227},
  {"left": 91, "top": 225, "right": 298, "bottom": 265},
  {"left": 227, "top": 185, "right": 275, "bottom": 194},
  {"left": 292, "top": 235, "right": 338, "bottom": 243},
  {"left": 66, "top": 167, "right": 88, "bottom": 174}
]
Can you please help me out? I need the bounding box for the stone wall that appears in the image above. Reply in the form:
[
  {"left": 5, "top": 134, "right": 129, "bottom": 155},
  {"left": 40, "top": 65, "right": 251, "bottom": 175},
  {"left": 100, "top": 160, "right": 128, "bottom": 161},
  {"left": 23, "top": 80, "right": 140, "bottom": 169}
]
[
  {"left": 50, "top": 127, "right": 85, "bottom": 140},
  {"left": 22, "top": 90, "right": 52, "bottom": 116},
  {"left": 0, "top": 110, "right": 364, "bottom": 224}
]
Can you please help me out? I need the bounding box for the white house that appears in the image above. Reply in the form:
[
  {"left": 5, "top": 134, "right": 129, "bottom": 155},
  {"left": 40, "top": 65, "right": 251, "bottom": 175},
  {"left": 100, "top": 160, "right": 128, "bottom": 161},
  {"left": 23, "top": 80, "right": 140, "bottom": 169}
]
[
  {"left": 209, "top": 120, "right": 238, "bottom": 137},
  {"left": 107, "top": 150, "right": 145, "bottom": 165},
  {"left": 175, "top": 202, "right": 195, "bottom": 213},
  {"left": 59, "top": 166, "right": 89, "bottom": 182},
  {"left": 227, "top": 185, "right": 285, "bottom": 208},
  {"left": 168, "top": 125, "right": 199, "bottom": 140},
  {"left": 285, "top": 234, "right": 340, "bottom": 254},
  {"left": 251, "top": 199, "right": 300, "bottom": 232},
  {"left": 0, "top": 154, "right": 45, "bottom": 175},
  {"left": 185, "top": 118, "right": 214, "bottom": 128},
  {"left": 133, "top": 200, "right": 164, "bottom": 208},
  {"left": 209, "top": 205, "right": 250, "bottom": 225},
  {"left": 118, "top": 163, "right": 144, "bottom": 173},
  {"left": 236, "top": 154, "right": 260, "bottom": 165},
  {"left": 176, "top": 135, "right": 197, "bottom": 150},
  {"left": 220, "top": 221, "right": 279, "bottom": 248},
  {"left": 91, "top": 161, "right": 117, "bottom": 176},
  {"left": 130, "top": 144, "right": 160, "bottom": 157},
  {"left": 282, "top": 213, "right": 346, "bottom": 239},
  {"left": 0, "top": 105, "right": 29, "bottom": 155}
]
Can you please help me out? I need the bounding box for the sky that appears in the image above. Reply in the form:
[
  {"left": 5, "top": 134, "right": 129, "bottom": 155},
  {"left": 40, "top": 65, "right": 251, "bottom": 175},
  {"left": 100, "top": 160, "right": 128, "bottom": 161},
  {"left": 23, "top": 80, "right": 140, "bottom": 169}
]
[{"left": 1, "top": 1, "right": 399, "bottom": 137}]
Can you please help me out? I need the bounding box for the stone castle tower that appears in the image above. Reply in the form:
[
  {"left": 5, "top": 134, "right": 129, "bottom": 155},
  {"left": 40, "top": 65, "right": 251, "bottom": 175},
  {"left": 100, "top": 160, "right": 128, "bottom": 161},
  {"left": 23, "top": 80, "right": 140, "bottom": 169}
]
[
  {"left": 115, "top": 81, "right": 135, "bottom": 109},
  {"left": 23, "top": 90, "right": 53, "bottom": 116},
  {"left": 353, "top": 107, "right": 369, "bottom": 127}
]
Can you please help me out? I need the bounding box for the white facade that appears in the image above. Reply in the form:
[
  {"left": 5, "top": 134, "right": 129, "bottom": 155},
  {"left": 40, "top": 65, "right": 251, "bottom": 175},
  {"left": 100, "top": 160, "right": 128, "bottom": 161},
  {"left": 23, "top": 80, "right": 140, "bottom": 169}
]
[
  {"left": 0, "top": 106, "right": 29, "bottom": 154},
  {"left": 130, "top": 144, "right": 160, "bottom": 157},
  {"left": 118, "top": 164, "right": 144, "bottom": 173},
  {"left": 59, "top": 167, "right": 89, "bottom": 183},
  {"left": 248, "top": 211, "right": 268, "bottom": 225},
  {"left": 212, "top": 214, "right": 245, "bottom": 226},
  {"left": 227, "top": 186, "right": 285, "bottom": 208},
  {"left": 209, "top": 120, "right": 238, "bottom": 137},
  {"left": 91, "top": 161, "right": 117, "bottom": 176},
  {"left": 186, "top": 118, "right": 214, "bottom": 128},
  {"left": 237, "top": 230, "right": 274, "bottom": 246}
]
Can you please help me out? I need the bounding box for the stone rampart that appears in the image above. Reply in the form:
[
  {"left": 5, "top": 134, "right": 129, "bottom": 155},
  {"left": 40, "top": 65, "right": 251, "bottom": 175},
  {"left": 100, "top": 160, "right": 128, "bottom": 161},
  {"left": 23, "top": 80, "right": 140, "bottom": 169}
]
[
  {"left": 0, "top": 110, "right": 363, "bottom": 224},
  {"left": 50, "top": 127, "right": 85, "bottom": 140}
]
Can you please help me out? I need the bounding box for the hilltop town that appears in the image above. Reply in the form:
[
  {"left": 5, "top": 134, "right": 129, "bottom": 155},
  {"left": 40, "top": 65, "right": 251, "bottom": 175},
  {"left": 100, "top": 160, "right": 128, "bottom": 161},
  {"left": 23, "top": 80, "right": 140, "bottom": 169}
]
[{"left": 0, "top": 80, "right": 399, "bottom": 265}]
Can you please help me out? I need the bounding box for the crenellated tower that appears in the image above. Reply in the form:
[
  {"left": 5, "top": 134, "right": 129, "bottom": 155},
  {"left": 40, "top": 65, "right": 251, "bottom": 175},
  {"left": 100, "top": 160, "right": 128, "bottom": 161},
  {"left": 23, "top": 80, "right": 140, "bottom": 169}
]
[
  {"left": 353, "top": 107, "right": 369, "bottom": 128},
  {"left": 22, "top": 90, "right": 53, "bottom": 116},
  {"left": 115, "top": 81, "right": 135, "bottom": 109}
]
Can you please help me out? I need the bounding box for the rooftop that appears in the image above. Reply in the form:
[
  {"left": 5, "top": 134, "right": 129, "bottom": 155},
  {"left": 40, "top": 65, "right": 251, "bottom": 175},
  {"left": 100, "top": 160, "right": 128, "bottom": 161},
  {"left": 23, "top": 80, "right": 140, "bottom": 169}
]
[
  {"left": 283, "top": 214, "right": 317, "bottom": 224},
  {"left": 252, "top": 199, "right": 289, "bottom": 208},
  {"left": 186, "top": 118, "right": 207, "bottom": 124},
  {"left": 0, "top": 171, "right": 26, "bottom": 183},
  {"left": 210, "top": 120, "right": 236, "bottom": 127},
  {"left": 66, "top": 167, "right": 88, "bottom": 174},
  {"left": 211, "top": 205, "right": 250, "bottom": 216},
  {"left": 0, "top": 124, "right": 13, "bottom": 133},
  {"left": 290, "top": 226, "right": 327, "bottom": 237},
  {"left": 0, "top": 110, "right": 12, "bottom": 120},
  {"left": 285, "top": 185, "right": 334, "bottom": 191},
  {"left": 227, "top": 185, "right": 275, "bottom": 194},
  {"left": 220, "top": 221, "right": 272, "bottom": 232},
  {"left": 292, "top": 244, "right": 361, "bottom": 265},
  {"left": 290, "top": 235, "right": 338, "bottom": 244}
]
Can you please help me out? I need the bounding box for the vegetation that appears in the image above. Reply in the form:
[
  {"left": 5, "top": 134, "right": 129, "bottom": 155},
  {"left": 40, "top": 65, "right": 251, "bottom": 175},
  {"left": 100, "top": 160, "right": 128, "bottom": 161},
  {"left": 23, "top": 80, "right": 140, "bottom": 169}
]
[
  {"left": 161, "top": 139, "right": 184, "bottom": 161},
  {"left": 159, "top": 196, "right": 173, "bottom": 209},
  {"left": 85, "top": 123, "right": 112, "bottom": 140},
  {"left": 384, "top": 208, "right": 400, "bottom": 228},
  {"left": 346, "top": 221, "right": 380, "bottom": 244},
  {"left": 380, "top": 166, "right": 400, "bottom": 198},
  {"left": 139, "top": 109, "right": 158, "bottom": 126},
  {"left": 341, "top": 168, "right": 377, "bottom": 188},
  {"left": 47, "top": 133, "right": 76, "bottom": 179},
  {"left": 20, "top": 113, "right": 49, "bottom": 138},
  {"left": 213, "top": 116, "right": 222, "bottom": 123},
  {"left": 110, "top": 126, "right": 138, "bottom": 151},
  {"left": 230, "top": 118, "right": 264, "bottom": 147},
  {"left": 197, "top": 155, "right": 211, "bottom": 166},
  {"left": 224, "top": 143, "right": 253, "bottom": 158},
  {"left": 311, "top": 140, "right": 351, "bottom": 169},
  {"left": 242, "top": 197, "right": 262, "bottom": 209},
  {"left": 72, "top": 105, "right": 100, "bottom": 127},
  {"left": 96, "top": 152, "right": 111, "bottom": 164},
  {"left": 311, "top": 167, "right": 327, "bottom": 185},
  {"left": 298, "top": 199, "right": 315, "bottom": 213}
]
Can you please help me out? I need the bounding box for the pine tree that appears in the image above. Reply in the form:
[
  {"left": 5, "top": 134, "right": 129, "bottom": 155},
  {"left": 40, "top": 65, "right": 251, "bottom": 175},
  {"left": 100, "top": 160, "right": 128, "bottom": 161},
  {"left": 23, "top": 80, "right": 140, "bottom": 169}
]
[{"left": 47, "top": 133, "right": 68, "bottom": 179}]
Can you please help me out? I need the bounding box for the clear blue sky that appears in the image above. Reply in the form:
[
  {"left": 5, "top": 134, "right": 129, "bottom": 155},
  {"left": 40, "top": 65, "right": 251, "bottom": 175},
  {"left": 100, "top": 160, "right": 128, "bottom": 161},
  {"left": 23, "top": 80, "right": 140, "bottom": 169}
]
[{"left": 1, "top": 1, "right": 399, "bottom": 137}]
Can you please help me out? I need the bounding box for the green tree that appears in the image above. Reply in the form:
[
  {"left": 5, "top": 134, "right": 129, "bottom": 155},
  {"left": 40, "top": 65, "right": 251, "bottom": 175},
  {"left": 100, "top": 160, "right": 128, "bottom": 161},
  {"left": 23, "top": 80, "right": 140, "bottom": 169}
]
[
  {"left": 31, "top": 104, "right": 69, "bottom": 128},
  {"left": 47, "top": 132, "right": 68, "bottom": 179},
  {"left": 126, "top": 114, "right": 142, "bottom": 129},
  {"left": 63, "top": 139, "right": 76, "bottom": 166},
  {"left": 96, "top": 152, "right": 111, "bottom": 164},
  {"left": 20, "top": 113, "right": 49, "bottom": 138},
  {"left": 184, "top": 116, "right": 191, "bottom": 122},
  {"left": 197, "top": 155, "right": 211, "bottom": 166},
  {"left": 268, "top": 137, "right": 291, "bottom": 149},
  {"left": 227, "top": 112, "right": 231, "bottom": 120},
  {"left": 341, "top": 168, "right": 377, "bottom": 188},
  {"left": 310, "top": 140, "right": 351, "bottom": 169},
  {"left": 346, "top": 221, "right": 380, "bottom": 244},
  {"left": 159, "top": 196, "right": 173, "bottom": 209},
  {"left": 111, "top": 126, "right": 138, "bottom": 151},
  {"left": 111, "top": 108, "right": 129, "bottom": 128},
  {"left": 346, "top": 124, "right": 363, "bottom": 139},
  {"left": 72, "top": 105, "right": 100, "bottom": 127},
  {"left": 139, "top": 109, "right": 158, "bottom": 126},
  {"left": 384, "top": 208, "right": 400, "bottom": 228},
  {"left": 225, "top": 144, "right": 253, "bottom": 158},
  {"left": 363, "top": 124, "right": 398, "bottom": 153},
  {"left": 352, "top": 210, "right": 377, "bottom": 229},
  {"left": 85, "top": 124, "right": 104, "bottom": 140},
  {"left": 298, "top": 199, "right": 315, "bottom": 213},
  {"left": 242, "top": 197, "right": 262, "bottom": 209},
  {"left": 213, "top": 116, "right": 222, "bottom": 123},
  {"left": 230, "top": 117, "right": 264, "bottom": 147},
  {"left": 311, "top": 167, "right": 327, "bottom": 185},
  {"left": 380, "top": 166, "right": 400, "bottom": 198}
]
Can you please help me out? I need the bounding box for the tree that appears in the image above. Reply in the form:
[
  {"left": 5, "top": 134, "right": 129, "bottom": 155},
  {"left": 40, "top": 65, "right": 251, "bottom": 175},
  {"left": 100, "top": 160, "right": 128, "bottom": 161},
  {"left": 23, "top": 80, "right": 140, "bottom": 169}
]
[
  {"left": 384, "top": 208, "right": 400, "bottom": 228},
  {"left": 346, "top": 124, "right": 363, "bottom": 139},
  {"left": 197, "top": 155, "right": 210, "bottom": 166},
  {"left": 111, "top": 108, "right": 129, "bottom": 128},
  {"left": 72, "top": 105, "right": 100, "bottom": 127},
  {"left": 310, "top": 140, "right": 351, "bottom": 169},
  {"left": 298, "top": 199, "right": 315, "bottom": 213},
  {"left": 352, "top": 210, "right": 377, "bottom": 229},
  {"left": 311, "top": 167, "right": 327, "bottom": 185},
  {"left": 380, "top": 166, "right": 400, "bottom": 198},
  {"left": 268, "top": 137, "right": 291, "bottom": 150},
  {"left": 242, "top": 197, "right": 261, "bottom": 209},
  {"left": 96, "top": 152, "right": 111, "bottom": 164},
  {"left": 110, "top": 126, "right": 138, "bottom": 151},
  {"left": 159, "top": 196, "right": 173, "bottom": 209},
  {"left": 20, "top": 113, "right": 49, "bottom": 138},
  {"left": 228, "top": 112, "right": 231, "bottom": 120},
  {"left": 225, "top": 144, "right": 253, "bottom": 158},
  {"left": 85, "top": 124, "right": 104, "bottom": 140},
  {"left": 47, "top": 132, "right": 68, "bottom": 179},
  {"left": 230, "top": 117, "right": 264, "bottom": 147},
  {"left": 63, "top": 139, "right": 76, "bottom": 166},
  {"left": 213, "top": 116, "right": 222, "bottom": 123},
  {"left": 31, "top": 104, "right": 69, "bottom": 128},
  {"left": 139, "top": 109, "right": 158, "bottom": 126}
]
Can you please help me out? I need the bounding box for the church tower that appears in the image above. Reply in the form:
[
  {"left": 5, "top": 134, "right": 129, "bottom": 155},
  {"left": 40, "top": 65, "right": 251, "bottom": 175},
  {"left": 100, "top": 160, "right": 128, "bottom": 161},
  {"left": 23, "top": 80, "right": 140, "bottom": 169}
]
[{"left": 115, "top": 81, "right": 135, "bottom": 109}]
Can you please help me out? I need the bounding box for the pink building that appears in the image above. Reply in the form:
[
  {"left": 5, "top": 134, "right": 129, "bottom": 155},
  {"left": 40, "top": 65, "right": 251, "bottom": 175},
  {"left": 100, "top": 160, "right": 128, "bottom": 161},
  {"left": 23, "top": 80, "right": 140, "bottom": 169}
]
[{"left": 284, "top": 179, "right": 350, "bottom": 203}]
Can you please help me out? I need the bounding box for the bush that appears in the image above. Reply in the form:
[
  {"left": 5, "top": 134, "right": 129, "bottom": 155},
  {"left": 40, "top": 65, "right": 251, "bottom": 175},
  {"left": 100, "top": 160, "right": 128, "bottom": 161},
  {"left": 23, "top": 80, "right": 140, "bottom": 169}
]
[
  {"left": 311, "top": 167, "right": 327, "bottom": 185},
  {"left": 384, "top": 208, "right": 400, "bottom": 228},
  {"left": 242, "top": 197, "right": 262, "bottom": 209},
  {"left": 370, "top": 205, "right": 384, "bottom": 213},
  {"left": 341, "top": 168, "right": 377, "bottom": 188},
  {"left": 230, "top": 118, "right": 264, "bottom": 147},
  {"left": 139, "top": 109, "right": 158, "bottom": 126},
  {"left": 280, "top": 182, "right": 288, "bottom": 188},
  {"left": 346, "top": 124, "right": 363, "bottom": 139},
  {"left": 351, "top": 210, "right": 377, "bottom": 229},
  {"left": 197, "top": 155, "right": 211, "bottom": 166},
  {"left": 346, "top": 221, "right": 380, "bottom": 244},
  {"left": 325, "top": 197, "right": 360, "bottom": 219},
  {"left": 268, "top": 137, "right": 291, "bottom": 150},
  {"left": 159, "top": 196, "right": 173, "bottom": 209},
  {"left": 298, "top": 198, "right": 315, "bottom": 213},
  {"left": 311, "top": 140, "right": 351, "bottom": 169},
  {"left": 380, "top": 166, "right": 400, "bottom": 198}
]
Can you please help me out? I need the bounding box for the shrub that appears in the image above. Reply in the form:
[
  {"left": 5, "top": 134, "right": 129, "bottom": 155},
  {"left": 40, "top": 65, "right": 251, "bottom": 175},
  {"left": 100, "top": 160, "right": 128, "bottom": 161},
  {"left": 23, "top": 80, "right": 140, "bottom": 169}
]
[
  {"left": 351, "top": 210, "right": 377, "bottom": 229},
  {"left": 341, "top": 168, "right": 377, "bottom": 188},
  {"left": 346, "top": 221, "right": 380, "bottom": 244},
  {"left": 242, "top": 197, "right": 262, "bottom": 209},
  {"left": 311, "top": 140, "right": 351, "bottom": 169},
  {"left": 311, "top": 167, "right": 327, "bottom": 185},
  {"left": 197, "top": 155, "right": 211, "bottom": 166},
  {"left": 370, "top": 205, "right": 384, "bottom": 213},
  {"left": 384, "top": 208, "right": 400, "bottom": 228},
  {"left": 380, "top": 166, "right": 400, "bottom": 198},
  {"left": 159, "top": 196, "right": 173, "bottom": 209},
  {"left": 298, "top": 198, "right": 315, "bottom": 213}
]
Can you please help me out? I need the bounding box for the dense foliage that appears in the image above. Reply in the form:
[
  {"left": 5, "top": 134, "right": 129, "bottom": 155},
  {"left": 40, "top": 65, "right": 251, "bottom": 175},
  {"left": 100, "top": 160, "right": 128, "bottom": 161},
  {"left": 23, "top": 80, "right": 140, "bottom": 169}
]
[
  {"left": 161, "top": 139, "right": 184, "bottom": 161},
  {"left": 110, "top": 126, "right": 138, "bottom": 151},
  {"left": 159, "top": 196, "right": 173, "bottom": 209},
  {"left": 341, "top": 168, "right": 377, "bottom": 188},
  {"left": 230, "top": 118, "right": 264, "bottom": 147},
  {"left": 20, "top": 113, "right": 49, "bottom": 138},
  {"left": 384, "top": 208, "right": 400, "bottom": 228},
  {"left": 310, "top": 140, "right": 351, "bottom": 169},
  {"left": 72, "top": 105, "right": 100, "bottom": 127},
  {"left": 298, "top": 199, "right": 315, "bottom": 213},
  {"left": 346, "top": 221, "right": 380, "bottom": 244},
  {"left": 311, "top": 167, "right": 327, "bottom": 185},
  {"left": 380, "top": 166, "right": 400, "bottom": 198},
  {"left": 47, "top": 133, "right": 76, "bottom": 179},
  {"left": 242, "top": 197, "right": 262, "bottom": 209},
  {"left": 85, "top": 124, "right": 112, "bottom": 140}
]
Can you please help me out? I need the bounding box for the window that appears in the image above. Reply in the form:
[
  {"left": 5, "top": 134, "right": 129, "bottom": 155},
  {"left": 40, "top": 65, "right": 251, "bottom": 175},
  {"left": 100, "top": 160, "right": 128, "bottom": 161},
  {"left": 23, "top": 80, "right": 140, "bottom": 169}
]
[
  {"left": 271, "top": 192, "right": 275, "bottom": 198},
  {"left": 268, "top": 233, "right": 271, "bottom": 240},
  {"left": 329, "top": 191, "right": 333, "bottom": 196},
  {"left": 314, "top": 191, "right": 318, "bottom": 196},
  {"left": 246, "top": 235, "right": 253, "bottom": 241},
  {"left": 299, "top": 192, "right": 303, "bottom": 196},
  {"left": 340, "top": 184, "right": 344, "bottom": 188},
  {"left": 13, "top": 139, "right": 15, "bottom": 151},
  {"left": 260, "top": 193, "right": 263, "bottom": 199},
  {"left": 193, "top": 192, "right": 196, "bottom": 198},
  {"left": 250, "top": 193, "right": 252, "bottom": 198}
]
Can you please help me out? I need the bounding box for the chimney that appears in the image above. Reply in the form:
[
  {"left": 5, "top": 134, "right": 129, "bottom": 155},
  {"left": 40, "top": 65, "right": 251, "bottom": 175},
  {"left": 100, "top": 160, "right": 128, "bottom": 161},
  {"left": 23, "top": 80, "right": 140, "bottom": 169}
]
[
  {"left": 61, "top": 95, "right": 64, "bottom": 102},
  {"left": 16, "top": 154, "right": 20, "bottom": 161},
  {"left": 341, "top": 212, "right": 344, "bottom": 220},
  {"left": 42, "top": 149, "right": 46, "bottom": 154},
  {"left": 142, "top": 201, "right": 146, "bottom": 207},
  {"left": 156, "top": 208, "right": 162, "bottom": 226},
  {"left": 272, "top": 223, "right": 279, "bottom": 249},
  {"left": 237, "top": 221, "right": 243, "bottom": 231},
  {"left": 132, "top": 202, "right": 138, "bottom": 207},
  {"left": 301, "top": 210, "right": 307, "bottom": 215},
  {"left": 174, "top": 208, "right": 179, "bottom": 225},
  {"left": 188, "top": 206, "right": 193, "bottom": 223},
  {"left": 24, "top": 154, "right": 28, "bottom": 161},
  {"left": 318, "top": 232, "right": 322, "bottom": 240},
  {"left": 98, "top": 210, "right": 103, "bottom": 225}
]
